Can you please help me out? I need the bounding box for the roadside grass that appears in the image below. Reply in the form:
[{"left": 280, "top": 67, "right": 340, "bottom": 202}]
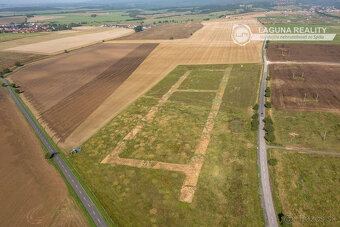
[
  {"left": 66, "top": 63, "right": 264, "bottom": 226},
  {"left": 272, "top": 109, "right": 340, "bottom": 152},
  {"left": 179, "top": 70, "right": 224, "bottom": 90},
  {"left": 120, "top": 92, "right": 215, "bottom": 164},
  {"left": 268, "top": 149, "right": 340, "bottom": 226}
]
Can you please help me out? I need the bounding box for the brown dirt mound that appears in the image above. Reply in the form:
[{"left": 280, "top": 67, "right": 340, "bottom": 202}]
[
  {"left": 41, "top": 43, "right": 158, "bottom": 141},
  {"left": 267, "top": 43, "right": 340, "bottom": 62},
  {"left": 0, "top": 88, "right": 88, "bottom": 226},
  {"left": 117, "top": 22, "right": 203, "bottom": 40},
  {"left": 269, "top": 64, "right": 340, "bottom": 113}
]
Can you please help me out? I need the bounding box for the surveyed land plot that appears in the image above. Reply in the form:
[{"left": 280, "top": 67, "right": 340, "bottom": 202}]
[
  {"left": 67, "top": 64, "right": 263, "bottom": 226},
  {"left": 102, "top": 67, "right": 231, "bottom": 203}
]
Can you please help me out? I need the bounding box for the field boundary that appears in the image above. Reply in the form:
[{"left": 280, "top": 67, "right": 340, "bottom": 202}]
[
  {"left": 102, "top": 67, "right": 231, "bottom": 203},
  {"left": 268, "top": 146, "right": 340, "bottom": 156}
]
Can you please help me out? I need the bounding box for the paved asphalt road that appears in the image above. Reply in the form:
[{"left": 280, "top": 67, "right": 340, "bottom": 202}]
[
  {"left": 257, "top": 36, "right": 279, "bottom": 227},
  {"left": 1, "top": 78, "right": 108, "bottom": 227}
]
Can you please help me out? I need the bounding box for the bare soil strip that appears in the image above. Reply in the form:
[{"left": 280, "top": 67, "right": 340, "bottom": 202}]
[
  {"left": 268, "top": 61, "right": 340, "bottom": 66},
  {"left": 268, "top": 146, "right": 340, "bottom": 156},
  {"left": 102, "top": 68, "right": 230, "bottom": 203},
  {"left": 41, "top": 43, "right": 158, "bottom": 141}
]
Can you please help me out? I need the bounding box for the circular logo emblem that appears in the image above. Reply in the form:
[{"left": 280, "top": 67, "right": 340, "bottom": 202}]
[{"left": 231, "top": 24, "right": 252, "bottom": 46}]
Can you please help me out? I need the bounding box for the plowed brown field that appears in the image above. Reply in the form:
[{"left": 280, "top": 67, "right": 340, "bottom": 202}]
[
  {"left": 117, "top": 22, "right": 203, "bottom": 40},
  {"left": 0, "top": 88, "right": 88, "bottom": 226},
  {"left": 269, "top": 64, "right": 340, "bottom": 113},
  {"left": 62, "top": 18, "right": 264, "bottom": 149},
  {"left": 9, "top": 43, "right": 158, "bottom": 141},
  {"left": 267, "top": 43, "right": 340, "bottom": 62}
]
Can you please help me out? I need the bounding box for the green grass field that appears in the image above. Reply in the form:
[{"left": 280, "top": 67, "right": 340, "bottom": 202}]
[
  {"left": 0, "top": 32, "right": 49, "bottom": 43},
  {"left": 269, "top": 149, "right": 340, "bottom": 226},
  {"left": 263, "top": 24, "right": 340, "bottom": 45},
  {"left": 66, "top": 63, "right": 264, "bottom": 226},
  {"left": 272, "top": 109, "right": 340, "bottom": 152}
]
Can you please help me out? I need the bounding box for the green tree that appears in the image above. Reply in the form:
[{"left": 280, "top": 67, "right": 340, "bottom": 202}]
[
  {"left": 265, "top": 101, "right": 272, "bottom": 108},
  {"left": 134, "top": 25, "right": 143, "bottom": 33},
  {"left": 15, "top": 61, "right": 22, "bottom": 67}
]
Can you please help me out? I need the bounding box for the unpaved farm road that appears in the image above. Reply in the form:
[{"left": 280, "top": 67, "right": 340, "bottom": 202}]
[
  {"left": 268, "top": 61, "right": 340, "bottom": 66},
  {"left": 268, "top": 146, "right": 340, "bottom": 156},
  {"left": 258, "top": 35, "right": 279, "bottom": 227},
  {"left": 0, "top": 78, "right": 107, "bottom": 227}
]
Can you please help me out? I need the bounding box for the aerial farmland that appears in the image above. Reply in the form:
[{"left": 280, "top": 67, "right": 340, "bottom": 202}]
[{"left": 1, "top": 1, "right": 340, "bottom": 226}]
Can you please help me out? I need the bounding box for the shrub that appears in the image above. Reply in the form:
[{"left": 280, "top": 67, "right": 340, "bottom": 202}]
[
  {"left": 1, "top": 83, "right": 7, "bottom": 87},
  {"left": 253, "top": 104, "right": 259, "bottom": 111},
  {"left": 15, "top": 61, "right": 22, "bottom": 67},
  {"left": 263, "top": 116, "right": 273, "bottom": 125},
  {"left": 265, "top": 101, "right": 272, "bottom": 108},
  {"left": 252, "top": 113, "right": 259, "bottom": 120},
  {"left": 265, "top": 90, "right": 271, "bottom": 97},
  {"left": 64, "top": 49, "right": 68, "bottom": 53},
  {"left": 169, "top": 36, "right": 174, "bottom": 40},
  {"left": 265, "top": 133, "right": 275, "bottom": 142},
  {"left": 2, "top": 68, "right": 10, "bottom": 74},
  {"left": 14, "top": 88, "right": 20, "bottom": 94},
  {"left": 266, "top": 76, "right": 271, "bottom": 81},
  {"left": 44, "top": 153, "right": 51, "bottom": 159},
  {"left": 134, "top": 25, "right": 143, "bottom": 32},
  {"left": 264, "top": 124, "right": 274, "bottom": 133},
  {"left": 268, "top": 158, "right": 278, "bottom": 166},
  {"left": 251, "top": 119, "right": 259, "bottom": 131}
]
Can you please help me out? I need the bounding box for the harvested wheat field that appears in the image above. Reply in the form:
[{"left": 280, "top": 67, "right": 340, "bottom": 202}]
[
  {"left": 62, "top": 18, "right": 263, "bottom": 149},
  {"left": 117, "top": 22, "right": 203, "bottom": 40},
  {"left": 6, "top": 28, "right": 133, "bottom": 54},
  {"left": 0, "top": 88, "right": 88, "bottom": 226},
  {"left": 0, "top": 51, "right": 46, "bottom": 71},
  {"left": 9, "top": 43, "right": 158, "bottom": 142},
  {"left": 267, "top": 43, "right": 340, "bottom": 63},
  {"left": 269, "top": 64, "right": 340, "bottom": 113}
]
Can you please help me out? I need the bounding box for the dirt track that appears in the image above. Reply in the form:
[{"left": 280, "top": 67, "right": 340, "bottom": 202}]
[
  {"left": 269, "top": 64, "right": 340, "bottom": 113},
  {"left": 0, "top": 88, "right": 88, "bottom": 226},
  {"left": 62, "top": 18, "right": 264, "bottom": 149},
  {"left": 267, "top": 43, "right": 340, "bottom": 63}
]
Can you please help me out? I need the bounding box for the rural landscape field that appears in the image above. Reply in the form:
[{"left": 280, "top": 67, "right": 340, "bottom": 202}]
[{"left": 1, "top": 0, "right": 340, "bottom": 226}]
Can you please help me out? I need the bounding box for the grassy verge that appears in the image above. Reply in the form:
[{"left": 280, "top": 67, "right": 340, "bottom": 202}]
[
  {"left": 2, "top": 80, "right": 113, "bottom": 226},
  {"left": 271, "top": 109, "right": 340, "bottom": 152},
  {"left": 66, "top": 63, "right": 264, "bottom": 226},
  {"left": 268, "top": 149, "right": 340, "bottom": 226}
]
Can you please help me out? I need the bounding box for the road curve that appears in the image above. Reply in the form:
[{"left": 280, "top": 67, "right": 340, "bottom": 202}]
[
  {"left": 257, "top": 35, "right": 279, "bottom": 227},
  {"left": 0, "top": 78, "right": 108, "bottom": 227}
]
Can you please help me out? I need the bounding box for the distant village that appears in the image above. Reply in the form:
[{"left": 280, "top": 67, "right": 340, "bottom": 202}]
[{"left": 0, "top": 22, "right": 54, "bottom": 33}]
